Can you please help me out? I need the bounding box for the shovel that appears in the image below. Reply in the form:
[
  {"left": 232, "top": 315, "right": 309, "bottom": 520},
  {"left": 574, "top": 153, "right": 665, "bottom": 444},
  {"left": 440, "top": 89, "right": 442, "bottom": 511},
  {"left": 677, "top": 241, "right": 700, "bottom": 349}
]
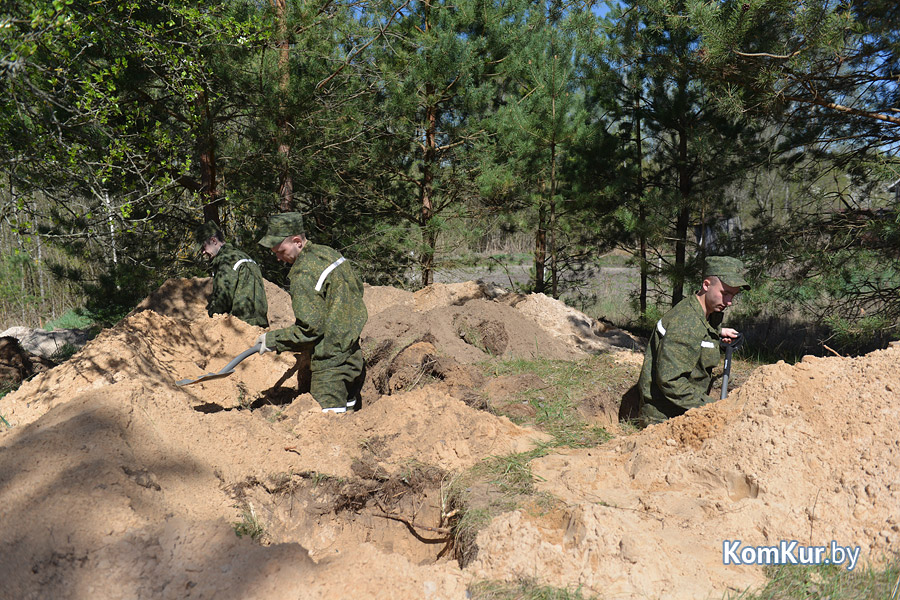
[
  {"left": 719, "top": 332, "right": 744, "bottom": 400},
  {"left": 176, "top": 342, "right": 262, "bottom": 386}
]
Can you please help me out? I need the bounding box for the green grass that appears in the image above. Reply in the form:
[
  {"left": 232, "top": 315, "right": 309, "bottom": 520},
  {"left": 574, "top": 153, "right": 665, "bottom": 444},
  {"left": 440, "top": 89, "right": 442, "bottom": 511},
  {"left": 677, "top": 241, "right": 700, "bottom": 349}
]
[
  {"left": 44, "top": 308, "right": 94, "bottom": 331},
  {"left": 483, "top": 354, "right": 632, "bottom": 448},
  {"left": 730, "top": 561, "right": 900, "bottom": 599},
  {"left": 1, "top": 381, "right": 17, "bottom": 428},
  {"left": 445, "top": 450, "right": 544, "bottom": 565},
  {"left": 49, "top": 342, "right": 80, "bottom": 362},
  {"left": 232, "top": 503, "right": 265, "bottom": 541},
  {"left": 444, "top": 445, "right": 564, "bottom": 566},
  {"left": 472, "top": 447, "right": 549, "bottom": 497},
  {"left": 469, "top": 579, "right": 598, "bottom": 600}
]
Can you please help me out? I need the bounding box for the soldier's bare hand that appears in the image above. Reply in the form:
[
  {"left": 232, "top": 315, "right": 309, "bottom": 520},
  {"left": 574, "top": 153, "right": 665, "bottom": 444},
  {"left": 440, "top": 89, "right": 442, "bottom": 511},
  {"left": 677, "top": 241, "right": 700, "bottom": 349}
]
[{"left": 720, "top": 327, "right": 740, "bottom": 343}]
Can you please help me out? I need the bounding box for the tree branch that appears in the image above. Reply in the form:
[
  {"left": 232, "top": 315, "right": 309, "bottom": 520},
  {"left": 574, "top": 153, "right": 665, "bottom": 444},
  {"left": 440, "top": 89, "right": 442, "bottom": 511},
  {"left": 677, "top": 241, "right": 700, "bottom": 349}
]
[{"left": 781, "top": 95, "right": 900, "bottom": 126}]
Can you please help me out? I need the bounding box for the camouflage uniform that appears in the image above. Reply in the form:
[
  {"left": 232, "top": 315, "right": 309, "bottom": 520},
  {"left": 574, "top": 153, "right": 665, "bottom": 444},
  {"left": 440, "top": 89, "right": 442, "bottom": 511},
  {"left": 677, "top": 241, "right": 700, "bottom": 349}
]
[
  {"left": 262, "top": 238, "right": 367, "bottom": 412},
  {"left": 637, "top": 296, "right": 723, "bottom": 423},
  {"left": 637, "top": 256, "right": 751, "bottom": 424},
  {"left": 207, "top": 243, "right": 269, "bottom": 328}
]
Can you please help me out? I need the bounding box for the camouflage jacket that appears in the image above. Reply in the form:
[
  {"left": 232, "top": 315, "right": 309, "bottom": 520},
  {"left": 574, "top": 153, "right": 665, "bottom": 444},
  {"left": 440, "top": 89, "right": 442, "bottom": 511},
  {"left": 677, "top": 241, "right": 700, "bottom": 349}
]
[
  {"left": 207, "top": 243, "right": 269, "bottom": 328},
  {"left": 265, "top": 243, "right": 367, "bottom": 370},
  {"left": 637, "top": 295, "right": 723, "bottom": 417}
]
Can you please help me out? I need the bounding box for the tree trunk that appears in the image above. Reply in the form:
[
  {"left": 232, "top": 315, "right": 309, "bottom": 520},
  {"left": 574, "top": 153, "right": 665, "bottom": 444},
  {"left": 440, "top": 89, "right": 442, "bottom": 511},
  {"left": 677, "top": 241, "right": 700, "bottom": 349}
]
[
  {"left": 549, "top": 139, "right": 558, "bottom": 299},
  {"left": 672, "top": 125, "right": 690, "bottom": 306},
  {"left": 534, "top": 195, "right": 546, "bottom": 294},
  {"left": 420, "top": 99, "right": 436, "bottom": 288},
  {"left": 634, "top": 76, "right": 647, "bottom": 316},
  {"left": 101, "top": 190, "right": 118, "bottom": 266},
  {"left": 198, "top": 87, "right": 220, "bottom": 225},
  {"left": 274, "top": 0, "right": 294, "bottom": 212},
  {"left": 418, "top": 0, "right": 435, "bottom": 288}
]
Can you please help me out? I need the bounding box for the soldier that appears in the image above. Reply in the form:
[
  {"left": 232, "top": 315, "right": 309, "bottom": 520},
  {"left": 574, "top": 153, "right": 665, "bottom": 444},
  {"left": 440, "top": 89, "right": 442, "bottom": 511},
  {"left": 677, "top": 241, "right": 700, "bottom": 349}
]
[
  {"left": 197, "top": 221, "right": 269, "bottom": 328},
  {"left": 256, "top": 212, "right": 367, "bottom": 413},
  {"left": 637, "top": 256, "right": 750, "bottom": 424}
]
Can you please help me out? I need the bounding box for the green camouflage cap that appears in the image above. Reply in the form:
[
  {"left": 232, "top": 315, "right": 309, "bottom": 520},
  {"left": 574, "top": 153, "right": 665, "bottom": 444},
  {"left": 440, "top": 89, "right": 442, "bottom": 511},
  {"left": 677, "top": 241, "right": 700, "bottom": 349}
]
[
  {"left": 194, "top": 221, "right": 223, "bottom": 249},
  {"left": 258, "top": 212, "right": 304, "bottom": 248},
  {"left": 704, "top": 256, "right": 750, "bottom": 290}
]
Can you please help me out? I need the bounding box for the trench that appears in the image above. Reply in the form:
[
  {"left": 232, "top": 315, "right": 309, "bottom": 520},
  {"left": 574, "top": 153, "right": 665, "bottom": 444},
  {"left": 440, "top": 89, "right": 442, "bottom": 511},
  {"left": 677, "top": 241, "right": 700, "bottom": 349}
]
[{"left": 228, "top": 456, "right": 461, "bottom": 567}]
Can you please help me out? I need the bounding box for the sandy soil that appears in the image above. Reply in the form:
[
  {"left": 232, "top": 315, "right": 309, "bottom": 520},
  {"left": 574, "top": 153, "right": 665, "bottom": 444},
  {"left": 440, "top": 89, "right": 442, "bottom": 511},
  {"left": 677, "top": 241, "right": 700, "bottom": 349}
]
[{"left": 1, "top": 277, "right": 897, "bottom": 599}]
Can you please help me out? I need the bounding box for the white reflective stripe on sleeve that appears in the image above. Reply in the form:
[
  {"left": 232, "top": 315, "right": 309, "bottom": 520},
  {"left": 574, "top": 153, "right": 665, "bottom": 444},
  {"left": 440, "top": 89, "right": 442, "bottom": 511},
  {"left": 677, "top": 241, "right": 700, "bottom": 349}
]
[
  {"left": 315, "top": 256, "right": 347, "bottom": 291},
  {"left": 322, "top": 406, "right": 347, "bottom": 414},
  {"left": 656, "top": 320, "right": 666, "bottom": 336},
  {"left": 700, "top": 341, "right": 716, "bottom": 348},
  {"left": 232, "top": 258, "right": 256, "bottom": 271}
]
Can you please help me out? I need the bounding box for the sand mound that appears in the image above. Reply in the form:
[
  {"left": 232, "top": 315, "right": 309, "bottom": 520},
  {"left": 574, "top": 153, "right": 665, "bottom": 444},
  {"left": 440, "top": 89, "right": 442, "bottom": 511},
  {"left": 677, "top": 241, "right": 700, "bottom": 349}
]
[
  {"left": 1, "top": 277, "right": 558, "bottom": 600},
  {"left": 130, "top": 277, "right": 296, "bottom": 329},
  {"left": 277, "top": 387, "right": 550, "bottom": 477},
  {"left": 4, "top": 275, "right": 897, "bottom": 599},
  {"left": 509, "top": 292, "right": 643, "bottom": 354},
  {"left": 468, "top": 347, "right": 900, "bottom": 598},
  {"left": 364, "top": 280, "right": 641, "bottom": 360},
  {"left": 1, "top": 310, "right": 302, "bottom": 427}
]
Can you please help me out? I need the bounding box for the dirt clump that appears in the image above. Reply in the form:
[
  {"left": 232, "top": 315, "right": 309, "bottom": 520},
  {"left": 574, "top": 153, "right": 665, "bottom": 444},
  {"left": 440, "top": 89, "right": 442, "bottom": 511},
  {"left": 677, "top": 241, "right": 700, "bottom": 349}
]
[
  {"left": 453, "top": 314, "right": 509, "bottom": 356},
  {"left": 364, "top": 339, "right": 486, "bottom": 408},
  {"left": 0, "top": 336, "right": 53, "bottom": 384},
  {"left": 481, "top": 373, "right": 546, "bottom": 418}
]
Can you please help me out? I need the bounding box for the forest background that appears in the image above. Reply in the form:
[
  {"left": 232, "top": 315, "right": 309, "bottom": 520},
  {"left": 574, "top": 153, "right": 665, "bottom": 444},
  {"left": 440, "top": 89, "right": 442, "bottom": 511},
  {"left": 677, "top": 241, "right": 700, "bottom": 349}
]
[{"left": 2, "top": 0, "right": 899, "bottom": 359}]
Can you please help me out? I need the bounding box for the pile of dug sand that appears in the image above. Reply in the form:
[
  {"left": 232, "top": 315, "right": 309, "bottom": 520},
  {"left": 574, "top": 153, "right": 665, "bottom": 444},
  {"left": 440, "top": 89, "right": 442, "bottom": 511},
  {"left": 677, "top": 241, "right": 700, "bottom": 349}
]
[
  {"left": 0, "top": 277, "right": 567, "bottom": 599},
  {"left": 3, "top": 275, "right": 896, "bottom": 599},
  {"left": 363, "top": 280, "right": 642, "bottom": 363},
  {"left": 129, "top": 277, "right": 296, "bottom": 328},
  {"left": 360, "top": 281, "right": 642, "bottom": 405},
  {"left": 469, "top": 347, "right": 900, "bottom": 598}
]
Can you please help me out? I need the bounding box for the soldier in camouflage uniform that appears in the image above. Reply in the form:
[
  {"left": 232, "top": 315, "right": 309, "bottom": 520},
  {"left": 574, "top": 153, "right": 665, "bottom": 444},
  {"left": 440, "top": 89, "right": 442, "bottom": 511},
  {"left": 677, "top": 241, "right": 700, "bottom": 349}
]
[
  {"left": 637, "top": 256, "right": 750, "bottom": 424},
  {"left": 256, "top": 212, "right": 367, "bottom": 413},
  {"left": 197, "top": 222, "right": 269, "bottom": 328}
]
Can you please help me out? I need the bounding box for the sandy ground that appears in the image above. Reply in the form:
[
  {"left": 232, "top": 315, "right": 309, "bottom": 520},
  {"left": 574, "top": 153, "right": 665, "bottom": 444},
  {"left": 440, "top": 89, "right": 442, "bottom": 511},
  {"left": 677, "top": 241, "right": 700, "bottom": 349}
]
[{"left": 1, "top": 277, "right": 897, "bottom": 599}]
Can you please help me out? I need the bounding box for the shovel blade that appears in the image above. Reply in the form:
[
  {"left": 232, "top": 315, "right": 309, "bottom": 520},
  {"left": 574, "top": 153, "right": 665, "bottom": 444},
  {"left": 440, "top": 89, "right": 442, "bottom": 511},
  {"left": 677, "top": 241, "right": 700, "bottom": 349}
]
[{"left": 176, "top": 369, "right": 235, "bottom": 386}]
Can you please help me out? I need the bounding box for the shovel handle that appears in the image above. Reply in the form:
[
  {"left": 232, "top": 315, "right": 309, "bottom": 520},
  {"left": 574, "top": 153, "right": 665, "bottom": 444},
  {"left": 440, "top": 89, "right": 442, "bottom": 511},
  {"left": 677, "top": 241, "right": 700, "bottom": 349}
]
[
  {"left": 176, "top": 342, "right": 263, "bottom": 386},
  {"left": 719, "top": 332, "right": 744, "bottom": 400},
  {"left": 218, "top": 342, "right": 263, "bottom": 374}
]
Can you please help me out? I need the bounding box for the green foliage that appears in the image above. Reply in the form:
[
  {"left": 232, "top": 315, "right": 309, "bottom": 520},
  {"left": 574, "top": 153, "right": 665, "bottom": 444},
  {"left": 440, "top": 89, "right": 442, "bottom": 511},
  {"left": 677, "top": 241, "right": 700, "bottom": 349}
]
[
  {"left": 477, "top": 1, "right": 618, "bottom": 297},
  {"left": 78, "top": 263, "right": 158, "bottom": 327},
  {"left": 2, "top": 0, "right": 899, "bottom": 344}
]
